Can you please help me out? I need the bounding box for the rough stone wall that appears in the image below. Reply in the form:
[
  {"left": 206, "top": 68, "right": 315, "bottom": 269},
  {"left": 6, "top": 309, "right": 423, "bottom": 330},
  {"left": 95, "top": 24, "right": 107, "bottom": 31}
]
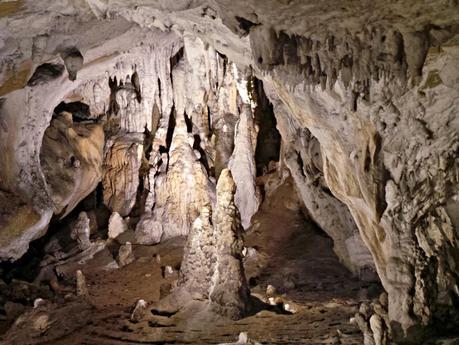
[
  {"left": 255, "top": 36, "right": 459, "bottom": 340},
  {"left": 40, "top": 112, "right": 105, "bottom": 218},
  {"left": 267, "top": 91, "right": 374, "bottom": 274}
]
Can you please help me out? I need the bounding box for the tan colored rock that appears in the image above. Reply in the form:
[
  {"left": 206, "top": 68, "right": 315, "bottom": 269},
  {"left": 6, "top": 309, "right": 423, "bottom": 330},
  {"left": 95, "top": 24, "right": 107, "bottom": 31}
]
[
  {"left": 70, "top": 212, "right": 91, "bottom": 250},
  {"left": 136, "top": 123, "right": 213, "bottom": 244},
  {"left": 0, "top": 191, "right": 52, "bottom": 261},
  {"left": 165, "top": 170, "right": 249, "bottom": 319},
  {"left": 270, "top": 101, "right": 373, "bottom": 275},
  {"left": 117, "top": 242, "right": 134, "bottom": 267},
  {"left": 209, "top": 169, "right": 250, "bottom": 319},
  {"left": 107, "top": 212, "right": 127, "bottom": 239},
  {"left": 370, "top": 314, "right": 387, "bottom": 345},
  {"left": 102, "top": 134, "right": 143, "bottom": 217},
  {"left": 40, "top": 113, "right": 104, "bottom": 217},
  {"left": 76, "top": 270, "right": 88, "bottom": 297},
  {"left": 178, "top": 204, "right": 214, "bottom": 298}
]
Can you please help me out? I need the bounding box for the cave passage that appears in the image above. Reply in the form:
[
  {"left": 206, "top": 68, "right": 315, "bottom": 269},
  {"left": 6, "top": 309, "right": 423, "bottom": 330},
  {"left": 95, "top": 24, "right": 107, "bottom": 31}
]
[{"left": 0, "top": 2, "right": 458, "bottom": 345}]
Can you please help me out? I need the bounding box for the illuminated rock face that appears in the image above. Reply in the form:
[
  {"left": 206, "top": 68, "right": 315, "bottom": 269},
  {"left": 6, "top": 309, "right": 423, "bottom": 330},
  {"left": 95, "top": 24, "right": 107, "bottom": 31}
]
[
  {"left": 209, "top": 169, "right": 250, "bottom": 319},
  {"left": 177, "top": 169, "right": 250, "bottom": 319},
  {"left": 40, "top": 113, "right": 105, "bottom": 218},
  {"left": 0, "top": 1, "right": 458, "bottom": 342},
  {"left": 103, "top": 134, "right": 143, "bottom": 217},
  {"left": 135, "top": 38, "right": 261, "bottom": 244}
]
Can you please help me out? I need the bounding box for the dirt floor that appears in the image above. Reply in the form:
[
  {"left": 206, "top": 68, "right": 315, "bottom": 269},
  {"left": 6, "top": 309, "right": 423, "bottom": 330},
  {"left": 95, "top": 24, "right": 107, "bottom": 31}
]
[{"left": 0, "top": 176, "right": 370, "bottom": 345}]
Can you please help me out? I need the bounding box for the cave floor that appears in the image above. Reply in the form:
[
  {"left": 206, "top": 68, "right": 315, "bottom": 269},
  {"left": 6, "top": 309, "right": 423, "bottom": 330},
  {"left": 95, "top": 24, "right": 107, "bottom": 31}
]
[{"left": 1, "top": 178, "right": 366, "bottom": 345}]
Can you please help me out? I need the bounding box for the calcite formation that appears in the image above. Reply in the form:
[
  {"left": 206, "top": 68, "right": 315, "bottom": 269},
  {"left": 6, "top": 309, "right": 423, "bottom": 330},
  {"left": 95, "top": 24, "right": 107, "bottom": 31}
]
[
  {"left": 179, "top": 204, "right": 215, "bottom": 298},
  {"left": 103, "top": 134, "right": 143, "bottom": 217},
  {"left": 209, "top": 169, "right": 251, "bottom": 319},
  {"left": 70, "top": 212, "right": 91, "bottom": 251},
  {"left": 117, "top": 242, "right": 135, "bottom": 267},
  {"left": 107, "top": 212, "right": 128, "bottom": 239},
  {"left": 177, "top": 169, "right": 250, "bottom": 319},
  {"left": 0, "top": 1, "right": 458, "bottom": 343},
  {"left": 40, "top": 112, "right": 104, "bottom": 217}
]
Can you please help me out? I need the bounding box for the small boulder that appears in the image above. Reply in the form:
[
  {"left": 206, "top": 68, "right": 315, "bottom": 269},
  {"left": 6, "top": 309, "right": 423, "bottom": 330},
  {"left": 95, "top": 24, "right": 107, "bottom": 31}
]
[
  {"left": 218, "top": 332, "right": 262, "bottom": 345},
  {"left": 33, "top": 298, "right": 46, "bottom": 309},
  {"left": 163, "top": 265, "right": 176, "bottom": 279},
  {"left": 108, "top": 212, "right": 128, "bottom": 239},
  {"left": 117, "top": 242, "right": 134, "bottom": 267},
  {"left": 130, "top": 299, "right": 148, "bottom": 323},
  {"left": 266, "top": 284, "right": 277, "bottom": 296}
]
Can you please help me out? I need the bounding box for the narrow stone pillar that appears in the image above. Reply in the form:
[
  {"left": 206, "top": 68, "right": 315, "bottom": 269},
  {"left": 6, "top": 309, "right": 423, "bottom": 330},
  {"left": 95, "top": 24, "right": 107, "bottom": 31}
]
[{"left": 209, "top": 169, "right": 250, "bottom": 319}]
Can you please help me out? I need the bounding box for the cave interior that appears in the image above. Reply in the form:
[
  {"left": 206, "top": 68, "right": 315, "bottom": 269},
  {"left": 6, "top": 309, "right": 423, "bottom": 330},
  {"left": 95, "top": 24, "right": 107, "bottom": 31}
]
[{"left": 0, "top": 1, "right": 458, "bottom": 344}]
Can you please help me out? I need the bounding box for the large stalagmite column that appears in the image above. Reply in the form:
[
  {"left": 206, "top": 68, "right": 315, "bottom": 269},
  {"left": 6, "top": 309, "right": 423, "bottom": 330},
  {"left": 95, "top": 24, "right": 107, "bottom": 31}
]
[
  {"left": 178, "top": 204, "right": 215, "bottom": 299},
  {"left": 177, "top": 168, "right": 250, "bottom": 319},
  {"left": 209, "top": 169, "right": 250, "bottom": 319}
]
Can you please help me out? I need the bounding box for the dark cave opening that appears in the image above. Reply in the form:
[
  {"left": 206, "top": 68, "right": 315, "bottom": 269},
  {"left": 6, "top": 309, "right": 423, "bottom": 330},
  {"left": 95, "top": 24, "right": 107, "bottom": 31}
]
[
  {"left": 165, "top": 106, "right": 176, "bottom": 152},
  {"left": 252, "top": 79, "right": 281, "bottom": 176},
  {"left": 27, "top": 63, "right": 65, "bottom": 87},
  {"left": 53, "top": 101, "right": 92, "bottom": 122},
  {"left": 0, "top": 187, "right": 109, "bottom": 286},
  {"left": 235, "top": 16, "right": 258, "bottom": 35},
  {"left": 184, "top": 112, "right": 193, "bottom": 133}
]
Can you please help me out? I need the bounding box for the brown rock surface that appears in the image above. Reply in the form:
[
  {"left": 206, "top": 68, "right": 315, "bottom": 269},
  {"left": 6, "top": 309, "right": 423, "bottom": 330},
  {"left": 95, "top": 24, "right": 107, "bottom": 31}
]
[
  {"left": 40, "top": 113, "right": 104, "bottom": 217},
  {"left": 102, "top": 134, "right": 143, "bottom": 217}
]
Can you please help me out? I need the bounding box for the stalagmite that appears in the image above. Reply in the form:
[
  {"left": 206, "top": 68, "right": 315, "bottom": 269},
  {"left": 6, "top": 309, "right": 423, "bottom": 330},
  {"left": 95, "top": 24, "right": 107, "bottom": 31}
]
[
  {"left": 103, "top": 136, "right": 143, "bottom": 217},
  {"left": 178, "top": 204, "right": 215, "bottom": 298},
  {"left": 71, "top": 212, "right": 92, "bottom": 250},
  {"left": 76, "top": 270, "right": 88, "bottom": 297},
  {"left": 130, "top": 299, "right": 148, "bottom": 323},
  {"left": 209, "top": 169, "right": 250, "bottom": 319},
  {"left": 165, "top": 170, "right": 250, "bottom": 319},
  {"left": 117, "top": 242, "right": 135, "bottom": 267}
]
